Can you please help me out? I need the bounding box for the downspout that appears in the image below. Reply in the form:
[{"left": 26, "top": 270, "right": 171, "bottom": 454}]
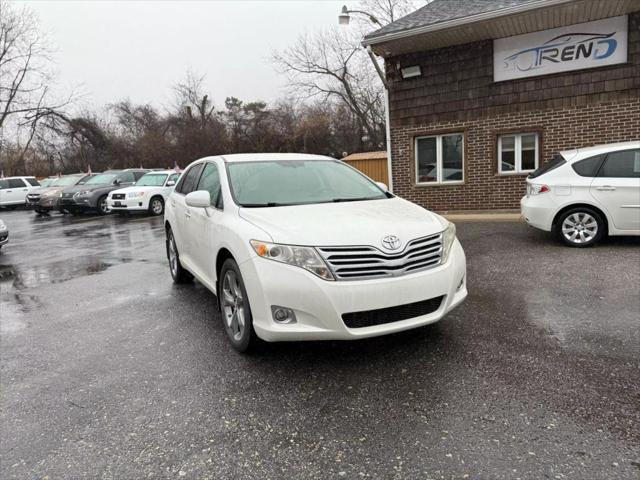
[{"left": 365, "top": 46, "right": 393, "bottom": 192}]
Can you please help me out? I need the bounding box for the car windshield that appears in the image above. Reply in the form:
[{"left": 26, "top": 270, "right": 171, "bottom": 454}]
[
  {"left": 227, "top": 160, "right": 387, "bottom": 207},
  {"left": 52, "top": 176, "right": 81, "bottom": 187},
  {"left": 85, "top": 173, "right": 117, "bottom": 185},
  {"left": 39, "top": 178, "right": 55, "bottom": 187},
  {"left": 529, "top": 153, "right": 566, "bottom": 179},
  {"left": 136, "top": 174, "right": 168, "bottom": 186}
]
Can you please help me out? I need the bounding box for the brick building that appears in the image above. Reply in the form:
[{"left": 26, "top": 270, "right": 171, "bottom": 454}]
[{"left": 363, "top": 0, "right": 640, "bottom": 212}]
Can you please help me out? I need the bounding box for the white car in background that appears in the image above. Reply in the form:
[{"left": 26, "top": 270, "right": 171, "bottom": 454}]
[
  {"left": 107, "top": 170, "right": 180, "bottom": 216},
  {"left": 0, "top": 176, "right": 40, "bottom": 208},
  {"left": 521, "top": 141, "right": 640, "bottom": 247},
  {"left": 164, "top": 154, "right": 467, "bottom": 352}
]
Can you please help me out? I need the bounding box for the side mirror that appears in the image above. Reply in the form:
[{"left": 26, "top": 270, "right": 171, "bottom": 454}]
[
  {"left": 113, "top": 179, "right": 121, "bottom": 186},
  {"left": 376, "top": 182, "right": 388, "bottom": 192},
  {"left": 185, "top": 190, "right": 211, "bottom": 208},
  {"left": 166, "top": 180, "right": 175, "bottom": 187}
]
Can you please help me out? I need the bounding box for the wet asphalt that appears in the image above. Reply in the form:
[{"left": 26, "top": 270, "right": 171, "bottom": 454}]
[{"left": 0, "top": 209, "right": 638, "bottom": 480}]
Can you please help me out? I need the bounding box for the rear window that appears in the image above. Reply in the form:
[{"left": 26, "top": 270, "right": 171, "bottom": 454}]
[
  {"left": 572, "top": 154, "right": 605, "bottom": 177},
  {"left": 528, "top": 153, "right": 566, "bottom": 179}
]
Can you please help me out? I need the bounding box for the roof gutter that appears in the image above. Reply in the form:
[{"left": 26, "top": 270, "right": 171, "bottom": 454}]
[{"left": 362, "top": 0, "right": 576, "bottom": 47}]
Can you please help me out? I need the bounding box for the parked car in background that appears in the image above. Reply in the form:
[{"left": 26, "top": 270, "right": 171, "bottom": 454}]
[
  {"left": 0, "top": 218, "right": 8, "bottom": 249},
  {"left": 59, "top": 169, "right": 147, "bottom": 215},
  {"left": 107, "top": 170, "right": 180, "bottom": 216},
  {"left": 165, "top": 154, "right": 467, "bottom": 352},
  {"left": 521, "top": 141, "right": 640, "bottom": 247},
  {"left": 0, "top": 176, "right": 40, "bottom": 208},
  {"left": 27, "top": 173, "right": 94, "bottom": 214}
]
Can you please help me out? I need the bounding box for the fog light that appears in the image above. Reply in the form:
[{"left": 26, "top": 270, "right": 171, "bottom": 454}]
[
  {"left": 271, "top": 306, "right": 297, "bottom": 324},
  {"left": 456, "top": 275, "right": 465, "bottom": 291}
]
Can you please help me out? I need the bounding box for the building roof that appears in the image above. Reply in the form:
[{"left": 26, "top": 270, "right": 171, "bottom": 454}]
[
  {"left": 364, "top": 0, "right": 539, "bottom": 42},
  {"left": 342, "top": 151, "right": 387, "bottom": 161},
  {"left": 363, "top": 0, "right": 639, "bottom": 57}
]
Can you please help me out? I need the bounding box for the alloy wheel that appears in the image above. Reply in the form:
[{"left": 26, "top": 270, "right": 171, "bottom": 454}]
[
  {"left": 561, "top": 212, "right": 598, "bottom": 244},
  {"left": 221, "top": 270, "right": 245, "bottom": 342},
  {"left": 151, "top": 199, "right": 163, "bottom": 215},
  {"left": 99, "top": 198, "right": 109, "bottom": 214},
  {"left": 168, "top": 233, "right": 178, "bottom": 277}
]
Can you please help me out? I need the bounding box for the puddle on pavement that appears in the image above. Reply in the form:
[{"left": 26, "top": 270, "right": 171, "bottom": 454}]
[
  {"left": 0, "top": 256, "right": 132, "bottom": 290},
  {"left": 0, "top": 293, "right": 40, "bottom": 333}
]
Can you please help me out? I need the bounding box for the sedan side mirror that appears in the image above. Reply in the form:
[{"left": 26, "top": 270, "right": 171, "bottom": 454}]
[
  {"left": 166, "top": 180, "right": 175, "bottom": 186},
  {"left": 113, "top": 179, "right": 121, "bottom": 186},
  {"left": 376, "top": 182, "right": 388, "bottom": 192},
  {"left": 185, "top": 190, "right": 211, "bottom": 208}
]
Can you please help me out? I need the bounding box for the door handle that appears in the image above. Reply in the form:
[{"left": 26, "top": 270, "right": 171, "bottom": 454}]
[
  {"left": 185, "top": 210, "right": 191, "bottom": 218},
  {"left": 596, "top": 186, "right": 616, "bottom": 191}
]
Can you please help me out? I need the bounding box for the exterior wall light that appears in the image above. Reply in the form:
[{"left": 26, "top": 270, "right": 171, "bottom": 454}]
[{"left": 400, "top": 65, "right": 422, "bottom": 79}]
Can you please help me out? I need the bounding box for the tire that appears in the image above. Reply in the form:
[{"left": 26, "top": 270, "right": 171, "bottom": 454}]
[
  {"left": 556, "top": 207, "right": 605, "bottom": 247},
  {"left": 218, "top": 258, "right": 257, "bottom": 353},
  {"left": 96, "top": 195, "right": 109, "bottom": 215},
  {"left": 166, "top": 228, "right": 193, "bottom": 284},
  {"left": 149, "top": 196, "right": 164, "bottom": 216}
]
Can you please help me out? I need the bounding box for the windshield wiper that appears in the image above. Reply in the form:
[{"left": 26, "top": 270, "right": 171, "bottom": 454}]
[
  {"left": 331, "top": 197, "right": 379, "bottom": 203},
  {"left": 240, "top": 202, "right": 290, "bottom": 208}
]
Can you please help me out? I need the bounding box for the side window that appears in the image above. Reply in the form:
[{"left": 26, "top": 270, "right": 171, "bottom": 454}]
[
  {"left": 176, "top": 164, "right": 204, "bottom": 195},
  {"left": 26, "top": 178, "right": 40, "bottom": 186},
  {"left": 167, "top": 173, "right": 180, "bottom": 185},
  {"left": 196, "top": 163, "right": 222, "bottom": 208},
  {"left": 572, "top": 154, "right": 605, "bottom": 177},
  {"left": 0, "top": 180, "right": 9, "bottom": 189},
  {"left": 599, "top": 149, "right": 640, "bottom": 178},
  {"left": 8, "top": 179, "right": 26, "bottom": 188},
  {"left": 118, "top": 172, "right": 135, "bottom": 184}
]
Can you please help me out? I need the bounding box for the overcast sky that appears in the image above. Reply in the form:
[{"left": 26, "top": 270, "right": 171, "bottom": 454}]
[{"left": 23, "top": 0, "right": 358, "bottom": 111}]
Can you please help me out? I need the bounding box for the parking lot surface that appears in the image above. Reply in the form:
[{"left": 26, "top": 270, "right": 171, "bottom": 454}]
[{"left": 1, "top": 210, "right": 639, "bottom": 479}]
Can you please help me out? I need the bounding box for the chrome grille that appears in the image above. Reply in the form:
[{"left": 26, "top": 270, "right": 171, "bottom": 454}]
[
  {"left": 112, "top": 193, "right": 125, "bottom": 200},
  {"left": 318, "top": 233, "right": 443, "bottom": 281}
]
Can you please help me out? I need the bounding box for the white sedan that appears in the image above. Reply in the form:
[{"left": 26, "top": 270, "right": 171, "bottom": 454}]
[
  {"left": 164, "top": 153, "right": 467, "bottom": 352},
  {"left": 521, "top": 141, "right": 640, "bottom": 247},
  {"left": 107, "top": 170, "right": 180, "bottom": 216}
]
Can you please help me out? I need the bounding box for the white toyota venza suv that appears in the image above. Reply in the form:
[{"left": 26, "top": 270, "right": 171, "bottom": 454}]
[
  {"left": 521, "top": 141, "right": 640, "bottom": 247},
  {"left": 165, "top": 154, "right": 467, "bottom": 352}
]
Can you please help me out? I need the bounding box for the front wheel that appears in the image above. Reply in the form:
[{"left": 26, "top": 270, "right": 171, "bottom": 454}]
[
  {"left": 556, "top": 207, "right": 604, "bottom": 247},
  {"left": 96, "top": 195, "right": 109, "bottom": 215},
  {"left": 166, "top": 228, "right": 193, "bottom": 284},
  {"left": 149, "top": 197, "right": 164, "bottom": 216},
  {"left": 219, "top": 259, "right": 257, "bottom": 353}
]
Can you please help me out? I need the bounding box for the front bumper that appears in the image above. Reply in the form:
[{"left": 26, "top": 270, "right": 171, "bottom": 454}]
[
  {"left": 26, "top": 196, "right": 59, "bottom": 210},
  {"left": 107, "top": 197, "right": 147, "bottom": 212},
  {"left": 239, "top": 239, "right": 467, "bottom": 342}
]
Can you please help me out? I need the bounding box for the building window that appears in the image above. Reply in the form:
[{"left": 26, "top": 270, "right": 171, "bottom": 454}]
[
  {"left": 498, "top": 133, "right": 539, "bottom": 174},
  {"left": 415, "top": 133, "right": 464, "bottom": 184}
]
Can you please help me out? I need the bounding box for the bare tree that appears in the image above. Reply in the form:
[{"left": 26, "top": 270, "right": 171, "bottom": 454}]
[{"left": 272, "top": 1, "right": 425, "bottom": 151}]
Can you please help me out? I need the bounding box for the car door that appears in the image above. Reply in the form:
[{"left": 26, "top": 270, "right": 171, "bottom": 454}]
[
  {"left": 0, "top": 180, "right": 9, "bottom": 205},
  {"left": 590, "top": 149, "right": 640, "bottom": 231},
  {"left": 187, "top": 162, "right": 224, "bottom": 288},
  {"left": 6, "top": 178, "right": 29, "bottom": 204},
  {"left": 170, "top": 163, "right": 204, "bottom": 268}
]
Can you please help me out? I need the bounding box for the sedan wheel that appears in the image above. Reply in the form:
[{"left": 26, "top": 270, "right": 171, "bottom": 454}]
[
  {"left": 97, "top": 195, "right": 109, "bottom": 215},
  {"left": 557, "top": 208, "right": 604, "bottom": 247},
  {"left": 219, "top": 259, "right": 256, "bottom": 352},
  {"left": 149, "top": 197, "right": 164, "bottom": 216}
]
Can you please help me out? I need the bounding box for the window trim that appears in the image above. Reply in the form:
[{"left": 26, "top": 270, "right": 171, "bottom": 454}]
[
  {"left": 196, "top": 161, "right": 224, "bottom": 211},
  {"left": 497, "top": 133, "right": 539, "bottom": 175},
  {"left": 414, "top": 133, "right": 465, "bottom": 186},
  {"left": 174, "top": 162, "right": 205, "bottom": 196}
]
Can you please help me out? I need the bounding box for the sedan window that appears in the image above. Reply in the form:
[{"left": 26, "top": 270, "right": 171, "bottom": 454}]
[
  {"left": 175, "top": 164, "right": 204, "bottom": 195},
  {"left": 196, "top": 163, "right": 222, "bottom": 208},
  {"left": 572, "top": 154, "right": 605, "bottom": 177}
]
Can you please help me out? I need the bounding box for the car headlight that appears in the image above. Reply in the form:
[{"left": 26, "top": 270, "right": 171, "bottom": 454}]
[
  {"left": 74, "top": 190, "right": 90, "bottom": 197},
  {"left": 441, "top": 222, "right": 456, "bottom": 264},
  {"left": 127, "top": 191, "right": 145, "bottom": 198},
  {"left": 250, "top": 240, "right": 334, "bottom": 281}
]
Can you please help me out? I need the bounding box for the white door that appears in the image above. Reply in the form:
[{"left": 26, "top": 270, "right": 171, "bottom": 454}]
[
  {"left": 187, "top": 162, "right": 224, "bottom": 288},
  {"left": 590, "top": 149, "right": 640, "bottom": 231},
  {"left": 170, "top": 163, "right": 205, "bottom": 269},
  {"left": 5, "top": 179, "right": 30, "bottom": 205}
]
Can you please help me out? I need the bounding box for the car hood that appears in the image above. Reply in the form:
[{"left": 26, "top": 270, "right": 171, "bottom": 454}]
[
  {"left": 63, "top": 184, "right": 111, "bottom": 194},
  {"left": 110, "top": 186, "right": 157, "bottom": 195},
  {"left": 30, "top": 186, "right": 63, "bottom": 195},
  {"left": 239, "top": 197, "right": 447, "bottom": 248}
]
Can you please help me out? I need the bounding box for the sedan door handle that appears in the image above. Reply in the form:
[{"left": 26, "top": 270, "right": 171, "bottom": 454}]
[
  {"left": 596, "top": 186, "right": 616, "bottom": 191},
  {"left": 184, "top": 210, "right": 191, "bottom": 218}
]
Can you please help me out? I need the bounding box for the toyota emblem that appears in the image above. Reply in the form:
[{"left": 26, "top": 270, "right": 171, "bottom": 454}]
[{"left": 381, "top": 235, "right": 401, "bottom": 250}]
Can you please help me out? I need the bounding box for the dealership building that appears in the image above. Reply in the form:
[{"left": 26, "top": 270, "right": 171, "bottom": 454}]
[{"left": 363, "top": 0, "right": 639, "bottom": 211}]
